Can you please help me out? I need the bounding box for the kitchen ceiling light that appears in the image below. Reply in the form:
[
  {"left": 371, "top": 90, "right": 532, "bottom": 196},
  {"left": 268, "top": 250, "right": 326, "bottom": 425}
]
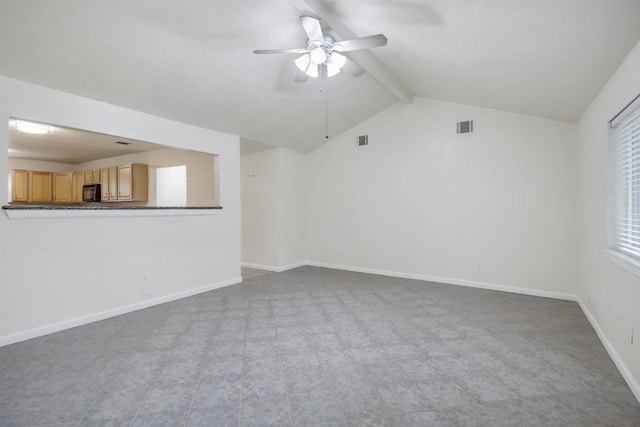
[{"left": 15, "top": 121, "right": 49, "bottom": 134}]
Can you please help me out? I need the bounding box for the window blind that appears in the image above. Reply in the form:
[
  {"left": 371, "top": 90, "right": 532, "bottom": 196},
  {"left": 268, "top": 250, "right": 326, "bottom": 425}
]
[{"left": 610, "top": 95, "right": 640, "bottom": 260}]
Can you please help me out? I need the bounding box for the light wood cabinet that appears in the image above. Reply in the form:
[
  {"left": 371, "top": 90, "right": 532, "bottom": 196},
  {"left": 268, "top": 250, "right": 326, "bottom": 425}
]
[
  {"left": 84, "top": 169, "right": 100, "bottom": 184},
  {"left": 117, "top": 163, "right": 148, "bottom": 201},
  {"left": 29, "top": 171, "right": 52, "bottom": 202},
  {"left": 100, "top": 168, "right": 109, "bottom": 200},
  {"left": 107, "top": 166, "right": 118, "bottom": 201},
  {"left": 72, "top": 171, "right": 85, "bottom": 202},
  {"left": 11, "top": 169, "right": 28, "bottom": 202},
  {"left": 53, "top": 173, "right": 73, "bottom": 202},
  {"left": 10, "top": 164, "right": 148, "bottom": 204}
]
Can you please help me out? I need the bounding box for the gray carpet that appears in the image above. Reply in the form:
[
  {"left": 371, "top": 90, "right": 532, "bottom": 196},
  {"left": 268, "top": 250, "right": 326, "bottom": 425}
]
[{"left": 0, "top": 266, "right": 638, "bottom": 426}]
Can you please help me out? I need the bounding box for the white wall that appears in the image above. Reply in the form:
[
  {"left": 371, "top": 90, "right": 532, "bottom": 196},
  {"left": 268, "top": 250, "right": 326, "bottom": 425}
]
[
  {"left": 241, "top": 147, "right": 306, "bottom": 271},
  {"left": 307, "top": 97, "right": 577, "bottom": 297},
  {"left": 241, "top": 148, "right": 280, "bottom": 268},
  {"left": 0, "top": 75, "right": 241, "bottom": 344},
  {"left": 278, "top": 149, "right": 307, "bottom": 268},
  {"left": 576, "top": 40, "right": 640, "bottom": 398}
]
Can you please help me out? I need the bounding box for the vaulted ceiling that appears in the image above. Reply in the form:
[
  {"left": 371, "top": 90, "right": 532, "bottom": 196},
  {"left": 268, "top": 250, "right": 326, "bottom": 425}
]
[{"left": 1, "top": 0, "right": 639, "bottom": 153}]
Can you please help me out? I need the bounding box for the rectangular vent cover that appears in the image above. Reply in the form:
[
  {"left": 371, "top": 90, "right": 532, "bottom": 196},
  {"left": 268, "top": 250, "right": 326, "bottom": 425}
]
[
  {"left": 456, "top": 120, "right": 474, "bottom": 134},
  {"left": 358, "top": 135, "right": 369, "bottom": 146}
]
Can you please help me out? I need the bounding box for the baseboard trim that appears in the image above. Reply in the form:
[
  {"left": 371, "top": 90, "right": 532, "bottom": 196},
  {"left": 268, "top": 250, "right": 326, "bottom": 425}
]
[
  {"left": 0, "top": 276, "right": 242, "bottom": 348},
  {"left": 241, "top": 261, "right": 307, "bottom": 273},
  {"left": 306, "top": 261, "right": 576, "bottom": 301},
  {"left": 576, "top": 297, "right": 640, "bottom": 403}
]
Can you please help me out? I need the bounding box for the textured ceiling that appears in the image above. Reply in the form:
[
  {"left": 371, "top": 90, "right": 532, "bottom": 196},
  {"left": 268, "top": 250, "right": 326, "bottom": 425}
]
[
  {"left": 0, "top": 0, "right": 639, "bottom": 153},
  {"left": 8, "top": 119, "right": 164, "bottom": 164}
]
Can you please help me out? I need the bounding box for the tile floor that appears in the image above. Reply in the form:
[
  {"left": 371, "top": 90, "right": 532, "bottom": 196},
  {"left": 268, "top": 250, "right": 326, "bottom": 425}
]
[{"left": 0, "top": 266, "right": 639, "bottom": 426}]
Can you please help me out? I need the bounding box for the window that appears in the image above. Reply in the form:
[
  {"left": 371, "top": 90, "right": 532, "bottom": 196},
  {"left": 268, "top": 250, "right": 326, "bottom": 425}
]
[{"left": 609, "top": 94, "right": 640, "bottom": 266}]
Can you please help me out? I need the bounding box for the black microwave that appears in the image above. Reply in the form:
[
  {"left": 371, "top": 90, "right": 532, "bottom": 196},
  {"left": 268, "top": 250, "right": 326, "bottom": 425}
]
[{"left": 82, "top": 184, "right": 101, "bottom": 202}]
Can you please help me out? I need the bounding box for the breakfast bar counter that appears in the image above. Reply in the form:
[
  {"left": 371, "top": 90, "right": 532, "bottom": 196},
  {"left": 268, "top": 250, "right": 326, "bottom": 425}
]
[{"left": 2, "top": 205, "right": 222, "bottom": 219}]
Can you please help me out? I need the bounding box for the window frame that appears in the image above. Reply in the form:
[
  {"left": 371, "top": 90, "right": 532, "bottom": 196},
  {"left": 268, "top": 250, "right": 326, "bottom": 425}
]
[{"left": 608, "top": 93, "right": 640, "bottom": 277}]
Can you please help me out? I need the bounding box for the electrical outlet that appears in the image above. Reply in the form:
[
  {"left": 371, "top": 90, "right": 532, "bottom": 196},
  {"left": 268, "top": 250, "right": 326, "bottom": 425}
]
[
  {"left": 474, "top": 260, "right": 482, "bottom": 269},
  {"left": 341, "top": 248, "right": 348, "bottom": 256},
  {"left": 143, "top": 273, "right": 149, "bottom": 284},
  {"left": 587, "top": 295, "right": 591, "bottom": 303}
]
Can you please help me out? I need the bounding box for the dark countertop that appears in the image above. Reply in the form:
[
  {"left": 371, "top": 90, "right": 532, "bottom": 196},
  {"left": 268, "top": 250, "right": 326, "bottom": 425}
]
[{"left": 3, "top": 205, "right": 222, "bottom": 210}]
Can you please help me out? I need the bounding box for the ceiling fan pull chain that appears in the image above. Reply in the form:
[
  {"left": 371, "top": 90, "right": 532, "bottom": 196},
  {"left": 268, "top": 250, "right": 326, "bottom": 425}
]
[{"left": 325, "top": 71, "right": 329, "bottom": 139}]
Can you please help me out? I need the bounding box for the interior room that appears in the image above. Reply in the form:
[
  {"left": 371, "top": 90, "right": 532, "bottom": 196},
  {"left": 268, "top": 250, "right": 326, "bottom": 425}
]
[{"left": 0, "top": 0, "right": 639, "bottom": 425}]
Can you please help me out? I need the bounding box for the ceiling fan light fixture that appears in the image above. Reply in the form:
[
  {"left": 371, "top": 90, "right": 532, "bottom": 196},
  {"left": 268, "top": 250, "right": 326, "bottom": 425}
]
[
  {"left": 326, "top": 52, "right": 347, "bottom": 77},
  {"left": 306, "top": 63, "right": 319, "bottom": 78},
  {"left": 327, "top": 63, "right": 340, "bottom": 77},
  {"left": 309, "top": 46, "right": 326, "bottom": 65},
  {"left": 15, "top": 121, "right": 50, "bottom": 135},
  {"left": 294, "top": 54, "right": 311, "bottom": 72}
]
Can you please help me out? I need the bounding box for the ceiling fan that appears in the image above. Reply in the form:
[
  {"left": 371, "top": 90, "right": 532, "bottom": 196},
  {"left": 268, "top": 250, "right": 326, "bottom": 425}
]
[{"left": 253, "top": 16, "right": 388, "bottom": 82}]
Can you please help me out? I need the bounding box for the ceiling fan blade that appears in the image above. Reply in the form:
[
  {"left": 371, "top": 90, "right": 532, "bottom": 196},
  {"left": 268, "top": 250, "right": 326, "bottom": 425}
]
[
  {"left": 253, "top": 48, "right": 309, "bottom": 55},
  {"left": 300, "top": 16, "right": 324, "bottom": 43},
  {"left": 341, "top": 57, "right": 365, "bottom": 78},
  {"left": 294, "top": 69, "right": 308, "bottom": 83},
  {"left": 333, "top": 34, "right": 388, "bottom": 52}
]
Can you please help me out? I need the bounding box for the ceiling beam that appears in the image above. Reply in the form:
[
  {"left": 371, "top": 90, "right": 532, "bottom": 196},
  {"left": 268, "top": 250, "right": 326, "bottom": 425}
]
[{"left": 290, "top": 0, "right": 413, "bottom": 103}]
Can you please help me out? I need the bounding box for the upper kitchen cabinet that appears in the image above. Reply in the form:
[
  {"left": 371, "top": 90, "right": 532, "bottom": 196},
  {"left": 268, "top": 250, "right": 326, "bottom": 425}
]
[
  {"left": 53, "top": 173, "right": 73, "bottom": 202},
  {"left": 84, "top": 169, "right": 100, "bottom": 184},
  {"left": 117, "top": 163, "right": 148, "bottom": 201},
  {"left": 11, "top": 169, "right": 28, "bottom": 202},
  {"left": 107, "top": 166, "right": 118, "bottom": 201},
  {"left": 29, "top": 171, "right": 52, "bottom": 202},
  {"left": 72, "top": 171, "right": 84, "bottom": 202}
]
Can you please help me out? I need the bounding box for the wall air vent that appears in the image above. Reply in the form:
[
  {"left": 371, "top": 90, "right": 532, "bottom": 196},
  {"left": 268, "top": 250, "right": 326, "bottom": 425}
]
[
  {"left": 456, "top": 120, "right": 474, "bottom": 134},
  {"left": 114, "top": 141, "right": 131, "bottom": 145},
  {"left": 358, "top": 135, "right": 369, "bottom": 146}
]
